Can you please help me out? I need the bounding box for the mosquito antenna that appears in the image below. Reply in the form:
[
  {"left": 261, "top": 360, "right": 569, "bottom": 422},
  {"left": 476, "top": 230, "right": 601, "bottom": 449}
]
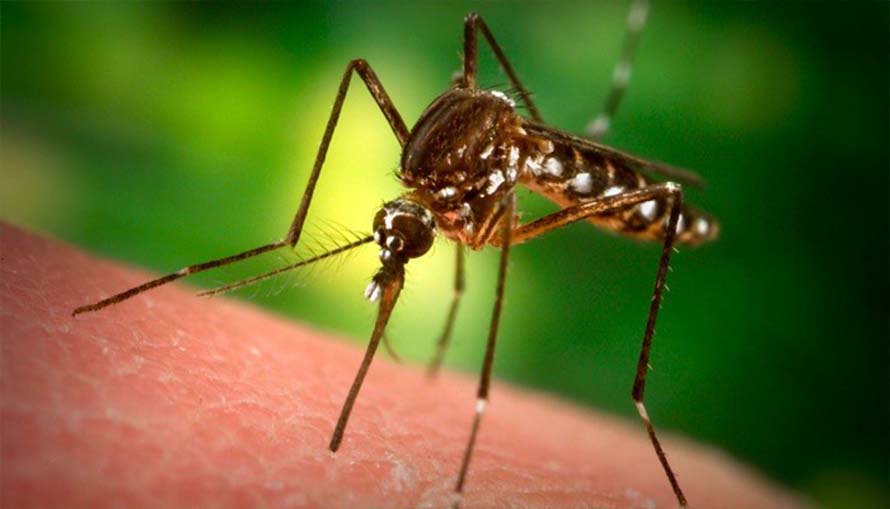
[
  {"left": 329, "top": 265, "right": 405, "bottom": 452},
  {"left": 197, "top": 235, "right": 374, "bottom": 297}
]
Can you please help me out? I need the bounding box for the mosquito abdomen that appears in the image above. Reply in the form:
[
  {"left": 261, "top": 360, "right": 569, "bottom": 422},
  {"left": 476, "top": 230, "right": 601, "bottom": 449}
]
[{"left": 520, "top": 138, "right": 719, "bottom": 246}]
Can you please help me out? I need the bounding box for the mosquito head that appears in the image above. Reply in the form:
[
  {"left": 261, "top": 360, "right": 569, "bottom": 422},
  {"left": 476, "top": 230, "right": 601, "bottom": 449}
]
[
  {"left": 372, "top": 199, "right": 436, "bottom": 261},
  {"left": 365, "top": 198, "right": 435, "bottom": 302}
]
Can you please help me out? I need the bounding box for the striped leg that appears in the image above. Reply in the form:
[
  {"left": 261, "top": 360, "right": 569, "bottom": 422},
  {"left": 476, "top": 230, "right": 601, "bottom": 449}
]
[
  {"left": 502, "top": 182, "right": 689, "bottom": 507},
  {"left": 586, "top": 0, "right": 650, "bottom": 140},
  {"left": 452, "top": 195, "right": 515, "bottom": 509}
]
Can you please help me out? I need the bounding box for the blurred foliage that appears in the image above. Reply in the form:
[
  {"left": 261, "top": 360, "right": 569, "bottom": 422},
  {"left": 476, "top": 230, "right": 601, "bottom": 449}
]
[{"left": 2, "top": 2, "right": 887, "bottom": 507}]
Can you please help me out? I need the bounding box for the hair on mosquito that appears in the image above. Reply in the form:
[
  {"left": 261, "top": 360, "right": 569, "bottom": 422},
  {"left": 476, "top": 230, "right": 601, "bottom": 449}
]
[{"left": 200, "top": 221, "right": 373, "bottom": 300}]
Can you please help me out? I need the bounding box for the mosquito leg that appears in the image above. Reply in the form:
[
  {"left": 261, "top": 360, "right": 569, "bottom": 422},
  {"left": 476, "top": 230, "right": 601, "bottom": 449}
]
[
  {"left": 73, "top": 59, "right": 406, "bottom": 316},
  {"left": 508, "top": 182, "right": 678, "bottom": 245},
  {"left": 329, "top": 268, "right": 405, "bottom": 452},
  {"left": 462, "top": 13, "right": 543, "bottom": 122},
  {"left": 502, "top": 182, "right": 689, "bottom": 506},
  {"left": 286, "top": 59, "right": 409, "bottom": 247},
  {"left": 586, "top": 0, "right": 650, "bottom": 140},
  {"left": 427, "top": 244, "right": 465, "bottom": 377},
  {"left": 632, "top": 192, "right": 689, "bottom": 507},
  {"left": 452, "top": 195, "right": 515, "bottom": 509}
]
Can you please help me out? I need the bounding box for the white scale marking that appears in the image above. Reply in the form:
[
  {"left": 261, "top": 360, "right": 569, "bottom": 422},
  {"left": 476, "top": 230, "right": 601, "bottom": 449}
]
[
  {"left": 489, "top": 90, "right": 515, "bottom": 107},
  {"left": 603, "top": 185, "right": 624, "bottom": 197},
  {"left": 570, "top": 172, "right": 593, "bottom": 194},
  {"left": 675, "top": 212, "right": 686, "bottom": 234},
  {"left": 613, "top": 60, "right": 632, "bottom": 88},
  {"left": 508, "top": 146, "right": 520, "bottom": 168},
  {"left": 461, "top": 202, "right": 475, "bottom": 234},
  {"left": 544, "top": 157, "right": 563, "bottom": 176},
  {"left": 635, "top": 401, "right": 650, "bottom": 422},
  {"left": 694, "top": 217, "right": 709, "bottom": 236},
  {"left": 527, "top": 155, "right": 544, "bottom": 175},
  {"left": 628, "top": 0, "right": 649, "bottom": 31},
  {"left": 383, "top": 210, "right": 397, "bottom": 229},
  {"left": 638, "top": 199, "right": 657, "bottom": 220},
  {"left": 587, "top": 115, "right": 611, "bottom": 139},
  {"left": 364, "top": 281, "right": 382, "bottom": 302},
  {"left": 436, "top": 186, "right": 457, "bottom": 199},
  {"left": 486, "top": 170, "right": 505, "bottom": 194}
]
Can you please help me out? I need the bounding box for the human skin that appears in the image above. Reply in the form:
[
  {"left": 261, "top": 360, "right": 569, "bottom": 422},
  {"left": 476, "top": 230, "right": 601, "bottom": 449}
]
[{"left": 1, "top": 223, "right": 802, "bottom": 509}]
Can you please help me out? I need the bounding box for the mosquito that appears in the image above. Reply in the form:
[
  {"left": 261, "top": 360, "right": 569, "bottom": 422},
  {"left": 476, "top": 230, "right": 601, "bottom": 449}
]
[{"left": 74, "top": 2, "right": 718, "bottom": 507}]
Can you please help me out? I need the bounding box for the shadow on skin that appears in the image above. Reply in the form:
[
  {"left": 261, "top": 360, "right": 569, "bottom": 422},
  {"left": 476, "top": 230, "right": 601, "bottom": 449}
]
[{"left": 0, "top": 223, "right": 802, "bottom": 508}]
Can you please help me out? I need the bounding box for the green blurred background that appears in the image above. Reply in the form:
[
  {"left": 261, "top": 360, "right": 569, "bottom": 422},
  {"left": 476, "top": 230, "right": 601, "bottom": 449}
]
[{"left": 2, "top": 2, "right": 887, "bottom": 507}]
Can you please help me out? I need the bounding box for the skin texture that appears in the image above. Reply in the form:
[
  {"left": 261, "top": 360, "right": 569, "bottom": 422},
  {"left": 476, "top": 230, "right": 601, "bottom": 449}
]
[{"left": 1, "top": 223, "right": 802, "bottom": 509}]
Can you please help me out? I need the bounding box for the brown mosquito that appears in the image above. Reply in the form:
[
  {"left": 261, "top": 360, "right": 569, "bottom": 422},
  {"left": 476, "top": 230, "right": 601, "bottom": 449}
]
[{"left": 74, "top": 1, "right": 718, "bottom": 507}]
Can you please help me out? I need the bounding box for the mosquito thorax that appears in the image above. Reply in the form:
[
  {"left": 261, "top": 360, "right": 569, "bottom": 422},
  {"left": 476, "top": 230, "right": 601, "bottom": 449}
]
[
  {"left": 398, "top": 88, "right": 545, "bottom": 248},
  {"left": 400, "top": 88, "right": 518, "bottom": 196}
]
